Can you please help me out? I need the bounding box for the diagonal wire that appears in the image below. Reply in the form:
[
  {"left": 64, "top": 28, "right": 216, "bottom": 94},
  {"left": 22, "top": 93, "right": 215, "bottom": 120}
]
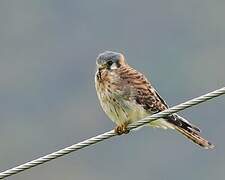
[{"left": 0, "top": 87, "right": 225, "bottom": 179}]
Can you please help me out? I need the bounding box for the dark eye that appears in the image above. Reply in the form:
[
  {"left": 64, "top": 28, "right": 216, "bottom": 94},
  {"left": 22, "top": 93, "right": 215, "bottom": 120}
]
[{"left": 106, "top": 61, "right": 113, "bottom": 67}]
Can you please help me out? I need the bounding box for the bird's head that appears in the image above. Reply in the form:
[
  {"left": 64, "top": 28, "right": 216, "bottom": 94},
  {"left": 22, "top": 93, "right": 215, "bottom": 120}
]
[{"left": 96, "top": 51, "right": 126, "bottom": 71}]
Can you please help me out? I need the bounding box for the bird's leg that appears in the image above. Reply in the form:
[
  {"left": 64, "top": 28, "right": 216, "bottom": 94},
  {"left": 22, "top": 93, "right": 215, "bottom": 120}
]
[
  {"left": 122, "top": 121, "right": 130, "bottom": 134},
  {"left": 115, "top": 126, "right": 123, "bottom": 135},
  {"left": 115, "top": 122, "right": 130, "bottom": 135}
]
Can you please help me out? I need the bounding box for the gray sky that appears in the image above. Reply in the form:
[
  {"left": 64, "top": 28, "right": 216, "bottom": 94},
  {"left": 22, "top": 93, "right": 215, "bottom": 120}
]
[{"left": 0, "top": 1, "right": 225, "bottom": 180}]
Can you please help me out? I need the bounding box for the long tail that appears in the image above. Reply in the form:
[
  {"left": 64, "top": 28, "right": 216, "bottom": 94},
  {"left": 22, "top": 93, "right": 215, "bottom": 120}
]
[
  {"left": 174, "top": 126, "right": 215, "bottom": 149},
  {"left": 167, "top": 114, "right": 215, "bottom": 149}
]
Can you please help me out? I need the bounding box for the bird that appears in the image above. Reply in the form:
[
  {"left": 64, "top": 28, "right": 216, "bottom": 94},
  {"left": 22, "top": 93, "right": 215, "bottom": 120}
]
[{"left": 95, "top": 51, "right": 214, "bottom": 149}]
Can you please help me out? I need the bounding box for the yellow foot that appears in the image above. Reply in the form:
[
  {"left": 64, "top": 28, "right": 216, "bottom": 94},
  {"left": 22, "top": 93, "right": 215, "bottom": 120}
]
[{"left": 114, "top": 123, "right": 130, "bottom": 135}]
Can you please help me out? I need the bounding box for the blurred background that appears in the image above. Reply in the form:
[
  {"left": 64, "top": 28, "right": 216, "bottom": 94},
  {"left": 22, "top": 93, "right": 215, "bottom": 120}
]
[{"left": 0, "top": 0, "right": 225, "bottom": 179}]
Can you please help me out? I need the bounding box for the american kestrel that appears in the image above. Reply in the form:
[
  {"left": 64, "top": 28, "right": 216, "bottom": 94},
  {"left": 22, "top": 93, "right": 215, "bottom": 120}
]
[{"left": 95, "top": 51, "right": 214, "bottom": 149}]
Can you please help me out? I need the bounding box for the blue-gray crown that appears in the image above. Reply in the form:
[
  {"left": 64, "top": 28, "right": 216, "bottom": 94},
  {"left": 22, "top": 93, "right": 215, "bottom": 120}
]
[{"left": 96, "top": 51, "right": 122, "bottom": 65}]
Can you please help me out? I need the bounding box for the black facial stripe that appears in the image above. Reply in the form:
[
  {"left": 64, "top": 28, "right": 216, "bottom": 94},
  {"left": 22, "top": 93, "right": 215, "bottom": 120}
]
[{"left": 116, "top": 61, "right": 121, "bottom": 68}]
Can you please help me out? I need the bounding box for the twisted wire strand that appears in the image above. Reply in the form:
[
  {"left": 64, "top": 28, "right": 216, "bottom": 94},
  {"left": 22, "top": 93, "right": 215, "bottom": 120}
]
[{"left": 0, "top": 87, "right": 224, "bottom": 179}]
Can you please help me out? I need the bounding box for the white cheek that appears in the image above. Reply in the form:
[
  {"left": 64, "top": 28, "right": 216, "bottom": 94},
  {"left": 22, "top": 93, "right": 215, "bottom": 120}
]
[{"left": 110, "top": 63, "right": 118, "bottom": 70}]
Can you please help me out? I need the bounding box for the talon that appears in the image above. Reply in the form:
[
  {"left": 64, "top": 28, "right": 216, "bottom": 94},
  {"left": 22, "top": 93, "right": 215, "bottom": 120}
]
[
  {"left": 115, "top": 126, "right": 123, "bottom": 135},
  {"left": 114, "top": 122, "right": 130, "bottom": 135},
  {"left": 123, "top": 126, "right": 130, "bottom": 134}
]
